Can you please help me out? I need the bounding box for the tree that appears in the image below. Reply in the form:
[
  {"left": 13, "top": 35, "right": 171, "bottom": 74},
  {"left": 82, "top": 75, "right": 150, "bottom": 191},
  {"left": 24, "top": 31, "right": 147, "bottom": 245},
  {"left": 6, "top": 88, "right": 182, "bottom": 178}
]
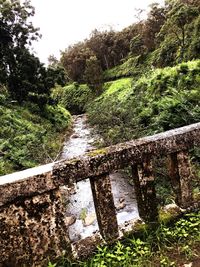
[
  {"left": 142, "top": 3, "right": 166, "bottom": 52},
  {"left": 187, "top": 15, "right": 200, "bottom": 59},
  {"left": 48, "top": 54, "right": 59, "bottom": 68},
  {"left": 48, "top": 55, "right": 69, "bottom": 86},
  {"left": 0, "top": 0, "right": 45, "bottom": 102},
  {"left": 84, "top": 55, "right": 103, "bottom": 94},
  {"left": 130, "top": 34, "right": 146, "bottom": 56},
  {"left": 159, "top": 0, "right": 199, "bottom": 62},
  {"left": 61, "top": 42, "right": 94, "bottom": 82}
]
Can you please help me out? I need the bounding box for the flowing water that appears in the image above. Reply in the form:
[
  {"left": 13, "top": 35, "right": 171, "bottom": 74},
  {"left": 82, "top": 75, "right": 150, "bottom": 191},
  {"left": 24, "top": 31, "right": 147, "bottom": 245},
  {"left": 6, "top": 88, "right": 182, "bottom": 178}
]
[{"left": 61, "top": 114, "right": 139, "bottom": 242}]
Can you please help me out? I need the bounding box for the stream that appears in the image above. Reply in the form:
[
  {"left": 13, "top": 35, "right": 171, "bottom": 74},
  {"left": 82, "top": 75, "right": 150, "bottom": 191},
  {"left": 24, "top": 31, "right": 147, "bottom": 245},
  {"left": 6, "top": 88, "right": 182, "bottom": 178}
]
[{"left": 61, "top": 114, "right": 139, "bottom": 242}]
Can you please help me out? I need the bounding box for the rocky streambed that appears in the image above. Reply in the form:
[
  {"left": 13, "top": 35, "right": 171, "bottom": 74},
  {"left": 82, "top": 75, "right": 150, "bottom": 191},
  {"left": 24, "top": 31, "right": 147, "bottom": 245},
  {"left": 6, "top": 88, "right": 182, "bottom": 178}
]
[{"left": 61, "top": 114, "right": 139, "bottom": 242}]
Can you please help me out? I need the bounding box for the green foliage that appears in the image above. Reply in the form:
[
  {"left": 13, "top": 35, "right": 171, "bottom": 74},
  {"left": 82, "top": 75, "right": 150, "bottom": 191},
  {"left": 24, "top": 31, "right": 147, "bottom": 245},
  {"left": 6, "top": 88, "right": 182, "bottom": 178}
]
[
  {"left": 0, "top": 0, "right": 66, "bottom": 106},
  {"left": 84, "top": 55, "right": 103, "bottom": 94},
  {"left": 47, "top": 262, "right": 57, "bottom": 267},
  {"left": 151, "top": 37, "right": 178, "bottom": 67},
  {"left": 88, "top": 78, "right": 135, "bottom": 144},
  {"left": 51, "top": 83, "right": 93, "bottom": 114},
  {"left": 88, "top": 60, "right": 200, "bottom": 145},
  {"left": 49, "top": 211, "right": 200, "bottom": 267},
  {"left": 0, "top": 0, "right": 39, "bottom": 101},
  {"left": 59, "top": 0, "right": 199, "bottom": 84},
  {"left": 44, "top": 104, "right": 71, "bottom": 131},
  {"left": 130, "top": 34, "right": 145, "bottom": 56},
  {"left": 103, "top": 56, "right": 143, "bottom": 81},
  {"left": 187, "top": 15, "right": 200, "bottom": 60},
  {"left": 152, "top": 1, "right": 199, "bottom": 66},
  {"left": 0, "top": 101, "right": 71, "bottom": 175}
]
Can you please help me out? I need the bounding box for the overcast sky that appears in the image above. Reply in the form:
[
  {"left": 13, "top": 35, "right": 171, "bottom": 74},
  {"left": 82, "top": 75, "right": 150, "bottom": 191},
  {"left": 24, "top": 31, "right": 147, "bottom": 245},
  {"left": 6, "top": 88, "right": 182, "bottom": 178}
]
[{"left": 30, "top": 0, "right": 165, "bottom": 64}]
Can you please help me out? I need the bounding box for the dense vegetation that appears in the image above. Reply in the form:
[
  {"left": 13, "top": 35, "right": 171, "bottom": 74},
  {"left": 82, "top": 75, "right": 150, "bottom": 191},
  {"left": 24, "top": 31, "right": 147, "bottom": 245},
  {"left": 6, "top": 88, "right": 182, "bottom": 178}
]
[
  {"left": 0, "top": 0, "right": 71, "bottom": 175},
  {"left": 0, "top": 92, "right": 71, "bottom": 175},
  {"left": 57, "top": 0, "right": 200, "bottom": 140},
  {"left": 87, "top": 60, "right": 200, "bottom": 145},
  {"left": 0, "top": 0, "right": 200, "bottom": 266},
  {"left": 1, "top": 0, "right": 199, "bottom": 175},
  {"left": 49, "top": 211, "right": 200, "bottom": 267},
  {"left": 60, "top": 0, "right": 200, "bottom": 86},
  {"left": 51, "top": 83, "right": 93, "bottom": 114}
]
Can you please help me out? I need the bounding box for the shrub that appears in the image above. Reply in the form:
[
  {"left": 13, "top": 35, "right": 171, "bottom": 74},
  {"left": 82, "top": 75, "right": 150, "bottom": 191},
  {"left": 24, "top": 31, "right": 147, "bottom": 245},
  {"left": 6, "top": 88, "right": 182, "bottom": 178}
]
[
  {"left": 0, "top": 102, "right": 71, "bottom": 175},
  {"left": 44, "top": 104, "right": 71, "bottom": 131},
  {"left": 51, "top": 83, "right": 93, "bottom": 114},
  {"left": 87, "top": 60, "right": 200, "bottom": 145}
]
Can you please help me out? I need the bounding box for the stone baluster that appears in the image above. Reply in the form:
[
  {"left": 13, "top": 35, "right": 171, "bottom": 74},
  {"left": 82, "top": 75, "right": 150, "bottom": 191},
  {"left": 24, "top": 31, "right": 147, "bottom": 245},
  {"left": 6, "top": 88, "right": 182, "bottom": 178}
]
[
  {"left": 90, "top": 173, "right": 119, "bottom": 240},
  {"left": 131, "top": 157, "right": 158, "bottom": 222},
  {"left": 168, "top": 150, "right": 193, "bottom": 208},
  {"left": 0, "top": 189, "right": 71, "bottom": 267}
]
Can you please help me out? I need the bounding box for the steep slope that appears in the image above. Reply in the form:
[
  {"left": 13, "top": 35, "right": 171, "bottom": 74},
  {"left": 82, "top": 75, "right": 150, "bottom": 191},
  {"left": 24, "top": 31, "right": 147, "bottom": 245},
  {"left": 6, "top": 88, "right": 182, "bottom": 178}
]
[
  {"left": 0, "top": 99, "right": 71, "bottom": 175},
  {"left": 87, "top": 60, "right": 200, "bottom": 145}
]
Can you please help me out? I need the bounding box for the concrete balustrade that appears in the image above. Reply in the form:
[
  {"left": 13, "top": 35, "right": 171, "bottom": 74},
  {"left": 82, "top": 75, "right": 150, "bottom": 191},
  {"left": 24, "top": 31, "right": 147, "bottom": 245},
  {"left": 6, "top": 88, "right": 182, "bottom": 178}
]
[{"left": 0, "top": 122, "right": 200, "bottom": 266}]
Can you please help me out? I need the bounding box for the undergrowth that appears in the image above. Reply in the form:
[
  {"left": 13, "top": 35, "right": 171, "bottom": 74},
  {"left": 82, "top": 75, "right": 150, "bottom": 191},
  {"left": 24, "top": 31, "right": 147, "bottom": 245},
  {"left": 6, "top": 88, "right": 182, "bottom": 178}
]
[
  {"left": 51, "top": 83, "right": 93, "bottom": 114},
  {"left": 48, "top": 211, "right": 200, "bottom": 267},
  {"left": 0, "top": 99, "right": 71, "bottom": 175},
  {"left": 87, "top": 60, "right": 200, "bottom": 146}
]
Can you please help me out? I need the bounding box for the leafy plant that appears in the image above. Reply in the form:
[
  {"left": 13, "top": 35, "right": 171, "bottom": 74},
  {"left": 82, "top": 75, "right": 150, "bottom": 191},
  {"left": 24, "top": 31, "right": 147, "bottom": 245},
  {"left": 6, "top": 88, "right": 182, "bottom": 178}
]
[
  {"left": 51, "top": 83, "right": 93, "bottom": 114},
  {"left": 50, "top": 211, "right": 200, "bottom": 267},
  {"left": 0, "top": 101, "right": 71, "bottom": 175}
]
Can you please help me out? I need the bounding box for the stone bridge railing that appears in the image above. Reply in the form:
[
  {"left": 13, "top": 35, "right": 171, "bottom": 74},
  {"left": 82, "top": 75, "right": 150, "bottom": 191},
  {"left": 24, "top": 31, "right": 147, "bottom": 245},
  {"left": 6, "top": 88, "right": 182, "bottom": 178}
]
[{"left": 0, "top": 123, "right": 200, "bottom": 266}]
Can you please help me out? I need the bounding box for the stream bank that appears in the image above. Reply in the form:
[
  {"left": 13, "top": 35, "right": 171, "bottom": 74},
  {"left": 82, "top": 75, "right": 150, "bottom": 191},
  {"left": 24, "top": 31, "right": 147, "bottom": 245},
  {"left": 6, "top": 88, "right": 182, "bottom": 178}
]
[{"left": 61, "top": 114, "right": 139, "bottom": 242}]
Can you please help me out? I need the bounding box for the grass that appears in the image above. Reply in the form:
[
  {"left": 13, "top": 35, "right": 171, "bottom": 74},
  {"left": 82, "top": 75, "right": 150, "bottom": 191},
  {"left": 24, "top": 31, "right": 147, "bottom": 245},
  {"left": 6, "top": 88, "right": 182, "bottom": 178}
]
[
  {"left": 102, "top": 78, "right": 132, "bottom": 101},
  {"left": 0, "top": 100, "right": 72, "bottom": 175},
  {"left": 103, "top": 56, "right": 145, "bottom": 81},
  {"left": 51, "top": 83, "right": 93, "bottom": 114},
  {"left": 48, "top": 211, "right": 200, "bottom": 267},
  {"left": 87, "top": 59, "right": 200, "bottom": 146}
]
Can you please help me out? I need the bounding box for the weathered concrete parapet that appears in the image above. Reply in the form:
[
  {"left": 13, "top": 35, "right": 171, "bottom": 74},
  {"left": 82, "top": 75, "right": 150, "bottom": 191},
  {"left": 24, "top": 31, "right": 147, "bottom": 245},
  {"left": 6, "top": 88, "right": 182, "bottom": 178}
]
[
  {"left": 132, "top": 157, "right": 158, "bottom": 222},
  {"left": 0, "top": 163, "right": 55, "bottom": 207},
  {"left": 0, "top": 122, "right": 200, "bottom": 207},
  {"left": 53, "top": 122, "right": 200, "bottom": 185},
  {"left": 168, "top": 150, "right": 193, "bottom": 208},
  {"left": 90, "top": 173, "right": 119, "bottom": 240},
  {"left": 0, "top": 122, "right": 199, "bottom": 266},
  {"left": 0, "top": 189, "right": 71, "bottom": 267}
]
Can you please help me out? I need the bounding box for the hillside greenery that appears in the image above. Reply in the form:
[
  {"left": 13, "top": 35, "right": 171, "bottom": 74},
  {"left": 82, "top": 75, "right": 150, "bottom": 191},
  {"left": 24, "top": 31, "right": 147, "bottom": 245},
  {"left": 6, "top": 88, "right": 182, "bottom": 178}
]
[
  {"left": 0, "top": 93, "right": 71, "bottom": 175},
  {"left": 0, "top": 0, "right": 71, "bottom": 175},
  {"left": 51, "top": 83, "right": 93, "bottom": 114},
  {"left": 1, "top": 0, "right": 199, "bottom": 180},
  {"left": 87, "top": 60, "right": 200, "bottom": 145},
  {"left": 56, "top": 0, "right": 200, "bottom": 140},
  {"left": 60, "top": 0, "right": 200, "bottom": 89}
]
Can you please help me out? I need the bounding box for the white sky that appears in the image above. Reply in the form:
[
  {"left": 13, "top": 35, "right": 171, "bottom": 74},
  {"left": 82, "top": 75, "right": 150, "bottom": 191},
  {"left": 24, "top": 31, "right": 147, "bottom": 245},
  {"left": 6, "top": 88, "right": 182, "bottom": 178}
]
[{"left": 30, "top": 0, "right": 165, "bottom": 64}]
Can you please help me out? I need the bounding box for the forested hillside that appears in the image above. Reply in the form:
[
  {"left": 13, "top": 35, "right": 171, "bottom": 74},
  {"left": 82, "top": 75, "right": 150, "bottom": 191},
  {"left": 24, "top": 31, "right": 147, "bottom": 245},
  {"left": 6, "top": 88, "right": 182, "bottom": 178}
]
[
  {"left": 60, "top": 0, "right": 200, "bottom": 84},
  {"left": 1, "top": 0, "right": 200, "bottom": 266},
  {"left": 1, "top": 0, "right": 200, "bottom": 175},
  {"left": 56, "top": 0, "right": 200, "bottom": 146},
  {"left": 0, "top": 0, "right": 71, "bottom": 175},
  {"left": 88, "top": 60, "right": 200, "bottom": 145}
]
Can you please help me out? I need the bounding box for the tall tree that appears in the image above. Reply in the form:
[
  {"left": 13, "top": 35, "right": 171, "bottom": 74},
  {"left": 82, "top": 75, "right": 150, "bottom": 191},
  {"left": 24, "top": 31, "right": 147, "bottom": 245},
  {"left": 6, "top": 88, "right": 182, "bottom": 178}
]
[
  {"left": 84, "top": 55, "right": 103, "bottom": 94},
  {"left": 48, "top": 54, "right": 69, "bottom": 86},
  {"left": 61, "top": 43, "right": 94, "bottom": 82},
  {"left": 142, "top": 3, "right": 166, "bottom": 52},
  {"left": 160, "top": 0, "right": 199, "bottom": 62},
  {"left": 0, "top": 0, "right": 44, "bottom": 102}
]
